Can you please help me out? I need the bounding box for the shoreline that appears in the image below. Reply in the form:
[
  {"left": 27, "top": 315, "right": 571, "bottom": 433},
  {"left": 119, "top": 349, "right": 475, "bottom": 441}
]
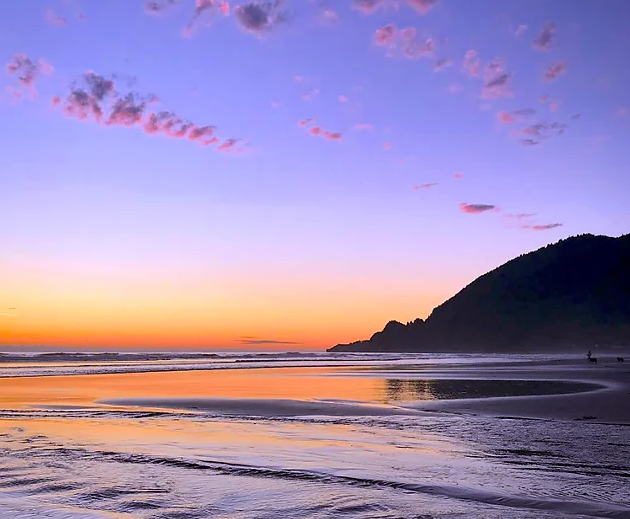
[{"left": 0, "top": 356, "right": 628, "bottom": 424}]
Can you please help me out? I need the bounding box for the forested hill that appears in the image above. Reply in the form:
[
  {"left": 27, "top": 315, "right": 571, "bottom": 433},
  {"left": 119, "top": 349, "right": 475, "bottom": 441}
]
[{"left": 328, "top": 233, "right": 630, "bottom": 352}]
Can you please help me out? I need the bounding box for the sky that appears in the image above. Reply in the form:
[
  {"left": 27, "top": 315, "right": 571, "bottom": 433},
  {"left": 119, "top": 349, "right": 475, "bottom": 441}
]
[{"left": 0, "top": 0, "right": 629, "bottom": 351}]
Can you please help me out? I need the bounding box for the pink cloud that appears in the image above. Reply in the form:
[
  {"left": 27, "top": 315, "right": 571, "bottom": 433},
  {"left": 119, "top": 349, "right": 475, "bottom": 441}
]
[
  {"left": 412, "top": 183, "right": 437, "bottom": 190},
  {"left": 53, "top": 71, "right": 239, "bottom": 150},
  {"left": 448, "top": 83, "right": 462, "bottom": 94},
  {"left": 504, "top": 213, "right": 536, "bottom": 220},
  {"left": 459, "top": 203, "right": 497, "bottom": 214},
  {"left": 271, "top": 99, "right": 281, "bottom": 109},
  {"left": 514, "top": 24, "right": 528, "bottom": 36},
  {"left": 338, "top": 95, "right": 349, "bottom": 103},
  {"left": 433, "top": 57, "right": 452, "bottom": 71},
  {"left": 539, "top": 95, "right": 560, "bottom": 112},
  {"left": 235, "top": 2, "right": 285, "bottom": 36},
  {"left": 497, "top": 108, "right": 535, "bottom": 124},
  {"left": 188, "top": 125, "right": 219, "bottom": 146},
  {"left": 407, "top": 0, "right": 438, "bottom": 15},
  {"left": 353, "top": 0, "right": 387, "bottom": 14},
  {"left": 374, "top": 24, "right": 433, "bottom": 59},
  {"left": 619, "top": 107, "right": 629, "bottom": 117},
  {"left": 305, "top": 124, "right": 342, "bottom": 141},
  {"left": 523, "top": 223, "right": 563, "bottom": 231},
  {"left": 216, "top": 138, "right": 243, "bottom": 153},
  {"left": 6, "top": 54, "right": 53, "bottom": 97},
  {"left": 45, "top": 9, "right": 67, "bottom": 26},
  {"left": 298, "top": 118, "right": 314, "bottom": 127},
  {"left": 374, "top": 24, "right": 397, "bottom": 46},
  {"left": 322, "top": 9, "right": 339, "bottom": 20},
  {"left": 544, "top": 61, "right": 567, "bottom": 81},
  {"left": 452, "top": 172, "right": 465, "bottom": 179},
  {"left": 302, "top": 89, "right": 320, "bottom": 101},
  {"left": 400, "top": 28, "right": 434, "bottom": 59},
  {"left": 383, "top": 142, "right": 393, "bottom": 149},
  {"left": 353, "top": 123, "right": 374, "bottom": 131},
  {"left": 497, "top": 111, "right": 515, "bottom": 124},
  {"left": 533, "top": 22, "right": 556, "bottom": 51},
  {"left": 463, "top": 49, "right": 480, "bottom": 77},
  {"left": 183, "top": 0, "right": 230, "bottom": 37},
  {"left": 481, "top": 60, "right": 512, "bottom": 99},
  {"left": 323, "top": 131, "right": 342, "bottom": 141}
]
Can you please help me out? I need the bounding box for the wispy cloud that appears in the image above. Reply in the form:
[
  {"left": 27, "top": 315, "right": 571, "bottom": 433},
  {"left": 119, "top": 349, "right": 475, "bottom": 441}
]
[
  {"left": 459, "top": 203, "right": 497, "bottom": 214},
  {"left": 321, "top": 8, "right": 339, "bottom": 21},
  {"left": 145, "top": 0, "right": 178, "bottom": 15},
  {"left": 374, "top": 25, "right": 434, "bottom": 60},
  {"left": 433, "top": 57, "right": 452, "bottom": 71},
  {"left": 533, "top": 22, "right": 556, "bottom": 51},
  {"left": 302, "top": 89, "right": 320, "bottom": 101},
  {"left": 238, "top": 338, "right": 302, "bottom": 345},
  {"left": 504, "top": 213, "right": 536, "bottom": 220},
  {"left": 539, "top": 95, "right": 560, "bottom": 112},
  {"left": 353, "top": 0, "right": 387, "bottom": 14},
  {"left": 544, "top": 61, "right": 567, "bottom": 81},
  {"left": 452, "top": 172, "right": 465, "bottom": 179},
  {"left": 514, "top": 121, "right": 567, "bottom": 146},
  {"left": 497, "top": 108, "right": 535, "bottom": 124},
  {"left": 463, "top": 49, "right": 480, "bottom": 77},
  {"left": 514, "top": 24, "right": 528, "bottom": 36},
  {"left": 383, "top": 141, "right": 393, "bottom": 149},
  {"left": 54, "top": 71, "right": 241, "bottom": 150},
  {"left": 45, "top": 9, "right": 67, "bottom": 26},
  {"left": 338, "top": 95, "right": 349, "bottom": 103},
  {"left": 523, "top": 223, "right": 563, "bottom": 231},
  {"left": 412, "top": 183, "right": 437, "bottom": 190},
  {"left": 374, "top": 24, "right": 396, "bottom": 46},
  {"left": 407, "top": 0, "right": 439, "bottom": 15},
  {"left": 298, "top": 117, "right": 314, "bottom": 127},
  {"left": 6, "top": 54, "right": 53, "bottom": 98},
  {"left": 305, "top": 125, "right": 342, "bottom": 141},
  {"left": 182, "top": 0, "right": 229, "bottom": 37},
  {"left": 482, "top": 60, "right": 512, "bottom": 99},
  {"left": 353, "top": 123, "right": 374, "bottom": 131}
]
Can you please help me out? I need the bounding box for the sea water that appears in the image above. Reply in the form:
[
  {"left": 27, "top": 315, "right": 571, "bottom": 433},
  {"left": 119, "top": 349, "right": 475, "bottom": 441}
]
[{"left": 0, "top": 352, "right": 628, "bottom": 518}]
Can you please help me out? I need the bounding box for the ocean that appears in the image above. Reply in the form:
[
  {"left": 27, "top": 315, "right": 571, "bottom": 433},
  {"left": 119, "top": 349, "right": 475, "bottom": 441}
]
[{"left": 0, "top": 352, "right": 628, "bottom": 518}]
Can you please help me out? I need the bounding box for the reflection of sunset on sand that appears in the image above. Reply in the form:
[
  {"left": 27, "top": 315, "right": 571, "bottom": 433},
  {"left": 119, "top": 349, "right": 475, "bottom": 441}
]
[{"left": 0, "top": 356, "right": 628, "bottom": 518}]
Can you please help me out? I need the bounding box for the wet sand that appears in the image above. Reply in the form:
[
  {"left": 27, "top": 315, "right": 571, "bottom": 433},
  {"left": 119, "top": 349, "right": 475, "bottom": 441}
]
[{"left": 399, "top": 358, "right": 630, "bottom": 424}]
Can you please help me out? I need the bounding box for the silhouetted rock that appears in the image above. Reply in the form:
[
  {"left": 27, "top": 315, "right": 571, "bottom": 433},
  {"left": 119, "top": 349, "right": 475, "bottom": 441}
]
[{"left": 328, "top": 233, "right": 630, "bottom": 352}]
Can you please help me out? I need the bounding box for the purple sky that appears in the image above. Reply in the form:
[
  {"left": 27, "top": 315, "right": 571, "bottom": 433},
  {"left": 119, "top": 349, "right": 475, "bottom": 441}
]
[{"left": 1, "top": 0, "right": 629, "bottom": 349}]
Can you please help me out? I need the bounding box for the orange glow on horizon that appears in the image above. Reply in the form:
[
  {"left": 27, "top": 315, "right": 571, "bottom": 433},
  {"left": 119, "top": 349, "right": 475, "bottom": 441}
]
[{"left": 0, "top": 256, "right": 459, "bottom": 350}]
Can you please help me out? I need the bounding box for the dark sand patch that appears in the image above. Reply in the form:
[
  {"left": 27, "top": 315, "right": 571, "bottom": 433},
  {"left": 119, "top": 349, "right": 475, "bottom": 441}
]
[{"left": 100, "top": 397, "right": 422, "bottom": 417}]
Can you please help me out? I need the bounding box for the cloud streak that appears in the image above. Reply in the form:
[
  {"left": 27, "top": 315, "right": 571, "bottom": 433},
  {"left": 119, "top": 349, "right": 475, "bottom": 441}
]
[
  {"left": 544, "top": 61, "right": 567, "bottom": 81},
  {"left": 238, "top": 338, "right": 302, "bottom": 345},
  {"left": 412, "top": 183, "right": 437, "bottom": 190},
  {"left": 533, "top": 22, "right": 556, "bottom": 51},
  {"left": 45, "top": 9, "right": 67, "bottom": 26},
  {"left": 482, "top": 60, "right": 512, "bottom": 99},
  {"left": 53, "top": 71, "right": 242, "bottom": 150},
  {"left": 459, "top": 203, "right": 497, "bottom": 214},
  {"left": 300, "top": 120, "right": 342, "bottom": 141}
]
